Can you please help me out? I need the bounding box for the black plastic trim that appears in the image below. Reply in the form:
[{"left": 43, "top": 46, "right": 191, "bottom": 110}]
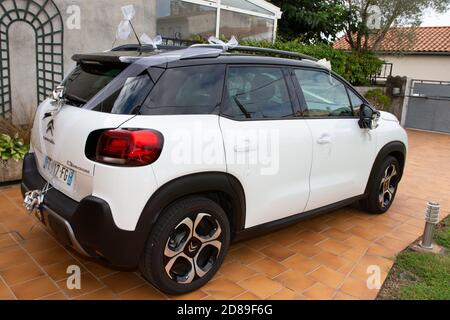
[
  {"left": 234, "top": 195, "right": 365, "bottom": 241},
  {"left": 135, "top": 172, "right": 246, "bottom": 238}
]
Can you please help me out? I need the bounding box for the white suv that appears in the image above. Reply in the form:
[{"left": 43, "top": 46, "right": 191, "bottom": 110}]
[{"left": 22, "top": 44, "right": 408, "bottom": 294}]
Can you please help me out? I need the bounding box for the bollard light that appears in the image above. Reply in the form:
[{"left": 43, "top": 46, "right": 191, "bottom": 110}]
[{"left": 420, "top": 202, "right": 440, "bottom": 250}]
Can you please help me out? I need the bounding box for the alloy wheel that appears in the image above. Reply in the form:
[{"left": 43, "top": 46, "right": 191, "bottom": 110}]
[
  {"left": 379, "top": 164, "right": 398, "bottom": 208},
  {"left": 163, "top": 213, "right": 222, "bottom": 284}
]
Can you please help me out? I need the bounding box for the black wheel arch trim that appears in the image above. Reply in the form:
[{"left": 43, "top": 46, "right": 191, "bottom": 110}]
[
  {"left": 135, "top": 172, "right": 246, "bottom": 239},
  {"left": 364, "top": 141, "right": 407, "bottom": 195}
]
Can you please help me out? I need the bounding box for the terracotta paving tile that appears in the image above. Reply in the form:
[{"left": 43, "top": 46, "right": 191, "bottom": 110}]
[
  {"left": 11, "top": 276, "right": 59, "bottom": 300},
  {"left": 281, "top": 254, "right": 320, "bottom": 274},
  {"left": 340, "top": 248, "right": 367, "bottom": 262},
  {"left": 349, "top": 255, "right": 394, "bottom": 283},
  {"left": 313, "top": 251, "right": 349, "bottom": 270},
  {"left": 169, "top": 289, "right": 208, "bottom": 300},
  {"left": 38, "top": 292, "right": 67, "bottom": 300},
  {"left": 83, "top": 262, "right": 117, "bottom": 279},
  {"left": 302, "top": 282, "right": 335, "bottom": 300},
  {"left": 260, "top": 244, "right": 295, "bottom": 262},
  {"left": 275, "top": 270, "right": 316, "bottom": 293},
  {"left": 320, "top": 228, "right": 353, "bottom": 241},
  {"left": 239, "top": 275, "right": 283, "bottom": 299},
  {"left": 317, "top": 239, "right": 351, "bottom": 255},
  {"left": 202, "top": 277, "right": 245, "bottom": 300},
  {"left": 343, "top": 235, "right": 373, "bottom": 251},
  {"left": 288, "top": 241, "right": 322, "bottom": 258},
  {"left": 31, "top": 246, "right": 73, "bottom": 267},
  {"left": 234, "top": 291, "right": 261, "bottom": 300},
  {"left": 248, "top": 258, "right": 287, "bottom": 279},
  {"left": 119, "top": 284, "right": 167, "bottom": 300},
  {"left": 75, "top": 288, "right": 117, "bottom": 300},
  {"left": 0, "top": 261, "right": 44, "bottom": 286},
  {"left": 267, "top": 288, "right": 306, "bottom": 300},
  {"left": 0, "top": 278, "right": 15, "bottom": 300},
  {"left": 308, "top": 266, "right": 346, "bottom": 289},
  {"left": 219, "top": 261, "right": 258, "bottom": 282},
  {"left": 43, "top": 259, "right": 85, "bottom": 282},
  {"left": 102, "top": 272, "right": 145, "bottom": 294},
  {"left": 0, "top": 236, "right": 16, "bottom": 250},
  {"left": 270, "top": 229, "right": 304, "bottom": 247},
  {"left": 338, "top": 261, "right": 356, "bottom": 275},
  {"left": 339, "top": 277, "right": 379, "bottom": 300},
  {"left": 0, "top": 246, "right": 33, "bottom": 270},
  {"left": 241, "top": 236, "right": 273, "bottom": 250},
  {"left": 333, "top": 291, "right": 359, "bottom": 300},
  {"left": 57, "top": 273, "right": 104, "bottom": 298},
  {"left": 375, "top": 236, "right": 410, "bottom": 252},
  {"left": 297, "top": 230, "right": 328, "bottom": 245},
  {"left": 21, "top": 235, "right": 59, "bottom": 254},
  {"left": 228, "top": 246, "right": 265, "bottom": 265},
  {"left": 366, "top": 244, "right": 398, "bottom": 259},
  {"left": 348, "top": 225, "right": 381, "bottom": 241}
]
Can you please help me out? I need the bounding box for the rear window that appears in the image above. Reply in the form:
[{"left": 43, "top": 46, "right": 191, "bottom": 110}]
[
  {"left": 139, "top": 65, "right": 225, "bottom": 115},
  {"left": 63, "top": 64, "right": 123, "bottom": 106}
]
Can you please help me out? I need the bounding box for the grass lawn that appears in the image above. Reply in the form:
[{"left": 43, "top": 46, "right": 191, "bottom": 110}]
[{"left": 378, "top": 215, "right": 450, "bottom": 300}]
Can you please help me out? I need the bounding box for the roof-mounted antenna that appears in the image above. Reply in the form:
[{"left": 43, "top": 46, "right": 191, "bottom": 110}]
[{"left": 113, "top": 5, "right": 142, "bottom": 48}]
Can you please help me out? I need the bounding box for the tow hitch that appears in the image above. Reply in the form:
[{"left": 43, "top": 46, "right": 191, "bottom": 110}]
[{"left": 23, "top": 182, "right": 52, "bottom": 222}]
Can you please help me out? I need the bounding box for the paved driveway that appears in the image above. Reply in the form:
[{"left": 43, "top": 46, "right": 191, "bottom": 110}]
[{"left": 0, "top": 129, "right": 449, "bottom": 300}]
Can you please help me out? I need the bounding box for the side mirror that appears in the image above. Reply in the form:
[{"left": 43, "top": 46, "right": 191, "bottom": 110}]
[{"left": 359, "top": 104, "right": 380, "bottom": 130}]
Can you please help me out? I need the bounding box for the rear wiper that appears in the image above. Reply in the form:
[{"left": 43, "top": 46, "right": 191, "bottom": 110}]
[{"left": 64, "top": 93, "right": 86, "bottom": 106}]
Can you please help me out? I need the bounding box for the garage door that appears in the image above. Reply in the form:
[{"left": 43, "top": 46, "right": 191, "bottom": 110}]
[{"left": 405, "top": 80, "right": 450, "bottom": 134}]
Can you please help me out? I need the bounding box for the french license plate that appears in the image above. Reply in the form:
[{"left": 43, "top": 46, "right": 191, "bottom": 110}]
[{"left": 43, "top": 156, "right": 75, "bottom": 187}]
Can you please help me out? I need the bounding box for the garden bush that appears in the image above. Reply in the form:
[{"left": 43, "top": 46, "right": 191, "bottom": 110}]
[{"left": 239, "top": 39, "right": 383, "bottom": 86}]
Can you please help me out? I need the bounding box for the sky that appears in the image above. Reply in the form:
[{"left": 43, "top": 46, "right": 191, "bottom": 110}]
[{"left": 421, "top": 8, "right": 450, "bottom": 26}]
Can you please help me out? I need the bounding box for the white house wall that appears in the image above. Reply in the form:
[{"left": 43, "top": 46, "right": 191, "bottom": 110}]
[{"left": 380, "top": 54, "right": 450, "bottom": 82}]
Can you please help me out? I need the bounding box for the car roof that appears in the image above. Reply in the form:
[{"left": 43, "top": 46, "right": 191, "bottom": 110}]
[{"left": 72, "top": 45, "right": 327, "bottom": 71}]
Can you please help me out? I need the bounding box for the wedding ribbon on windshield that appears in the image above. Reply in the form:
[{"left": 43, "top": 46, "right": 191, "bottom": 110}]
[{"left": 207, "top": 36, "right": 239, "bottom": 50}]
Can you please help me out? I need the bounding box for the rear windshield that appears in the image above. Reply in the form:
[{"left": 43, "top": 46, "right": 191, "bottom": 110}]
[
  {"left": 63, "top": 62, "right": 224, "bottom": 115},
  {"left": 63, "top": 64, "right": 124, "bottom": 107}
]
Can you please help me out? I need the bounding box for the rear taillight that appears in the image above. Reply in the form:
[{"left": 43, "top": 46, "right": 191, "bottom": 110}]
[{"left": 95, "top": 129, "right": 164, "bottom": 166}]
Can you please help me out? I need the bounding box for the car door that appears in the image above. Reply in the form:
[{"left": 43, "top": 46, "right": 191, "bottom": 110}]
[
  {"left": 291, "top": 67, "right": 377, "bottom": 211},
  {"left": 219, "top": 65, "right": 313, "bottom": 229}
]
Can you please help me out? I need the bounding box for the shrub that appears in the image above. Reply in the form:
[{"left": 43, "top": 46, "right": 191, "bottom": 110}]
[
  {"left": 239, "top": 39, "right": 383, "bottom": 86},
  {"left": 365, "top": 88, "right": 391, "bottom": 111},
  {"left": 0, "top": 133, "right": 29, "bottom": 161}
]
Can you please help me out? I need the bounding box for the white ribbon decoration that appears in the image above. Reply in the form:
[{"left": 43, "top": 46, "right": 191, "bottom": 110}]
[
  {"left": 121, "top": 4, "right": 136, "bottom": 21},
  {"left": 316, "top": 58, "right": 332, "bottom": 70},
  {"left": 207, "top": 36, "right": 239, "bottom": 50},
  {"left": 115, "top": 5, "right": 136, "bottom": 41},
  {"left": 140, "top": 33, "right": 163, "bottom": 49}
]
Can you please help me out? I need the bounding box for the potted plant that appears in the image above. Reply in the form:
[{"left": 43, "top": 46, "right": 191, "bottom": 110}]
[{"left": 0, "top": 133, "right": 29, "bottom": 183}]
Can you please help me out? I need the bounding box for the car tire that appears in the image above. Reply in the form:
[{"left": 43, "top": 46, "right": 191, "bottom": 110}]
[
  {"left": 139, "top": 196, "right": 230, "bottom": 295},
  {"left": 361, "top": 156, "right": 401, "bottom": 215}
]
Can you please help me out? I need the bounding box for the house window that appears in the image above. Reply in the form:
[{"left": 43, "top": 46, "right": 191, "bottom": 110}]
[{"left": 156, "top": 0, "right": 281, "bottom": 42}]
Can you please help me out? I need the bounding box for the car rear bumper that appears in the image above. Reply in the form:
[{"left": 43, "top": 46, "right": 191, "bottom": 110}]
[{"left": 21, "top": 153, "right": 148, "bottom": 269}]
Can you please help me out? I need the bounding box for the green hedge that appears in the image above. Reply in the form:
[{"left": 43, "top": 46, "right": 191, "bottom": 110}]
[{"left": 239, "top": 39, "right": 383, "bottom": 86}]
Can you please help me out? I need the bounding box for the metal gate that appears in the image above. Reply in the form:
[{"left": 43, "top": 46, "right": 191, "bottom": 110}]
[{"left": 404, "top": 80, "right": 450, "bottom": 134}]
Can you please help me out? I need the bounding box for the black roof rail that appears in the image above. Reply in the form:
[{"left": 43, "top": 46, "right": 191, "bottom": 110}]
[
  {"left": 227, "top": 45, "right": 319, "bottom": 62},
  {"left": 111, "top": 44, "right": 187, "bottom": 52}
]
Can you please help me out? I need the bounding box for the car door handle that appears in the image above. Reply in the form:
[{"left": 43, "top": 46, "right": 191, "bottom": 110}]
[
  {"left": 234, "top": 140, "right": 257, "bottom": 153},
  {"left": 317, "top": 134, "right": 332, "bottom": 145}
]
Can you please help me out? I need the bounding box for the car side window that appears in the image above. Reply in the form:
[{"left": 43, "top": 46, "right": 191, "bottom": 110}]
[
  {"left": 348, "top": 89, "right": 364, "bottom": 117},
  {"left": 222, "top": 66, "right": 294, "bottom": 120},
  {"left": 294, "top": 69, "right": 353, "bottom": 117},
  {"left": 140, "top": 65, "right": 224, "bottom": 115}
]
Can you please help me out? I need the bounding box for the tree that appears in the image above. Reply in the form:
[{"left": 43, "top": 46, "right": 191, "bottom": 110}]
[
  {"left": 268, "top": 0, "right": 351, "bottom": 43},
  {"left": 344, "top": 0, "right": 450, "bottom": 52}
]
